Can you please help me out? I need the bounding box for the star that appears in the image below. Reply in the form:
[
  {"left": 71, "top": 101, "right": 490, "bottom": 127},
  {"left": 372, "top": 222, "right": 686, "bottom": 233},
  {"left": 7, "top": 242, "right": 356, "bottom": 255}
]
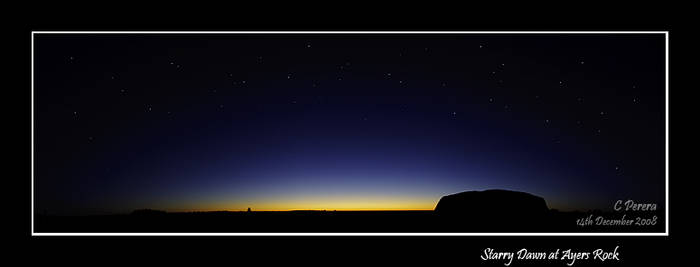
[
  {"left": 306, "top": 43, "right": 312, "bottom": 48},
  {"left": 489, "top": 97, "right": 494, "bottom": 103}
]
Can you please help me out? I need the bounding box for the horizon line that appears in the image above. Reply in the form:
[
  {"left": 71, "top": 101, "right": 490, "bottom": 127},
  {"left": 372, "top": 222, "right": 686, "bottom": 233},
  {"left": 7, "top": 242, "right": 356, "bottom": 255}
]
[{"left": 38, "top": 209, "right": 437, "bottom": 215}]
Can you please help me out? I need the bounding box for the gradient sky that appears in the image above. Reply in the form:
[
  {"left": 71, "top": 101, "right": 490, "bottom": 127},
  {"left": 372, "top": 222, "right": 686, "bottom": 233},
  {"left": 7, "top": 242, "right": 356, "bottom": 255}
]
[{"left": 33, "top": 33, "right": 666, "bottom": 214}]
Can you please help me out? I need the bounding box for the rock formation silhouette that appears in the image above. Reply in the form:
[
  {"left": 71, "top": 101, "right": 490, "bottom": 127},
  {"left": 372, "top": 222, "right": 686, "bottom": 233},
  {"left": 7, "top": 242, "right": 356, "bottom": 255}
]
[{"left": 434, "top": 189, "right": 550, "bottom": 231}]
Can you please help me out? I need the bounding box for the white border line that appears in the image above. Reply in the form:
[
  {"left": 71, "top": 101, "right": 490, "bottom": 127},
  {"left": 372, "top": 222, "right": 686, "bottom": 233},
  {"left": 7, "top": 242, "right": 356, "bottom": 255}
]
[
  {"left": 32, "top": 31, "right": 668, "bottom": 34},
  {"left": 665, "top": 31, "right": 670, "bottom": 235},
  {"left": 31, "top": 31, "right": 35, "bottom": 235},
  {"left": 31, "top": 31, "right": 669, "bottom": 237},
  {"left": 34, "top": 232, "right": 669, "bottom": 236}
]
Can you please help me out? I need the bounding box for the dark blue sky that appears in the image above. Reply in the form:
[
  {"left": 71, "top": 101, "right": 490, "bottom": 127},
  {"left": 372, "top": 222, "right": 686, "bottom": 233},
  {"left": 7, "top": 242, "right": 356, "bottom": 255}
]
[{"left": 34, "top": 33, "right": 666, "bottom": 214}]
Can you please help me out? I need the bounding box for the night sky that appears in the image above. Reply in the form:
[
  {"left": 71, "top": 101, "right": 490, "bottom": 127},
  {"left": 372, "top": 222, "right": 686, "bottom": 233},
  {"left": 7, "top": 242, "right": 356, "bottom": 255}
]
[{"left": 33, "top": 33, "right": 666, "bottom": 215}]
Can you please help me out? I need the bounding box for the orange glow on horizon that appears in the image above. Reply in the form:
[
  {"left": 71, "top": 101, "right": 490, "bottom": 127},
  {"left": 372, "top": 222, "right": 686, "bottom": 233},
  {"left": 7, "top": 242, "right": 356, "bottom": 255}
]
[
  {"left": 155, "top": 195, "right": 440, "bottom": 213},
  {"left": 165, "top": 208, "right": 434, "bottom": 212}
]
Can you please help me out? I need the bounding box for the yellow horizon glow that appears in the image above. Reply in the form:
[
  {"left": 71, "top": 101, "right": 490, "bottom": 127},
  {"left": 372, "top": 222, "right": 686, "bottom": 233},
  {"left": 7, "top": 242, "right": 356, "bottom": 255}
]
[
  {"left": 164, "top": 208, "right": 434, "bottom": 212},
  {"left": 153, "top": 195, "right": 440, "bottom": 213}
]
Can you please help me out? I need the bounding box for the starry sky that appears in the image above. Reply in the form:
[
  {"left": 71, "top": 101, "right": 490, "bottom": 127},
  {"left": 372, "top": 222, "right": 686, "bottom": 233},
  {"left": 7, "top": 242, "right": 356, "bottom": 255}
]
[{"left": 33, "top": 33, "right": 666, "bottom": 215}]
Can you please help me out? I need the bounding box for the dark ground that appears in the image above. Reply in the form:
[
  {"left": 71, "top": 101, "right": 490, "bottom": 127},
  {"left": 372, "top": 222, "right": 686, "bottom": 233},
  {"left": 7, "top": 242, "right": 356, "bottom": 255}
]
[{"left": 34, "top": 209, "right": 664, "bottom": 233}]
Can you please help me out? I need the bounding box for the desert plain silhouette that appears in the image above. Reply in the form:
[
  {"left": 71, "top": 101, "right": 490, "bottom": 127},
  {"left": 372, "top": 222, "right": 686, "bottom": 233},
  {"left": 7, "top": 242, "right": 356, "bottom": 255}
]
[{"left": 34, "top": 189, "right": 663, "bottom": 233}]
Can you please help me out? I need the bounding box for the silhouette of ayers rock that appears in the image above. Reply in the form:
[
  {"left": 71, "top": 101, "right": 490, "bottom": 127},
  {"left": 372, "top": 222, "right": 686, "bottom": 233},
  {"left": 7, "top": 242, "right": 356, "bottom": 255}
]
[{"left": 435, "top": 189, "right": 549, "bottom": 228}]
